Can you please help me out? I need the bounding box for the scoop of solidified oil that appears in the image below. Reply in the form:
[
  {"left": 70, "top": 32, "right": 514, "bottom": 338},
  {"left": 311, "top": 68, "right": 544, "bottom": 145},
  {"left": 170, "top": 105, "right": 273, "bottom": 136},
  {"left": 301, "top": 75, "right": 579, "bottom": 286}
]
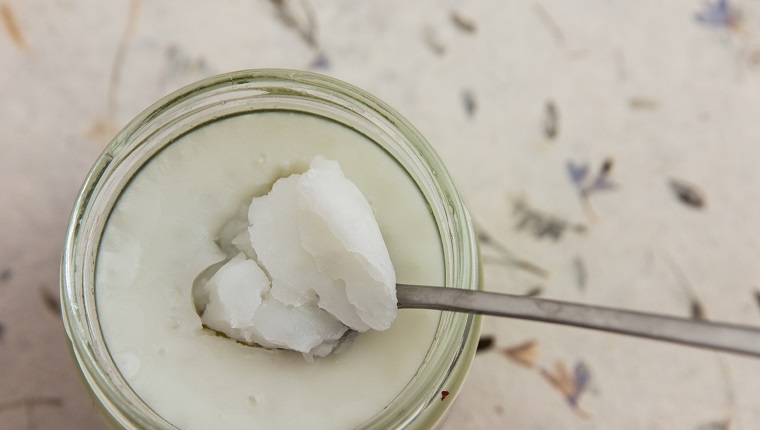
[{"left": 191, "top": 156, "right": 397, "bottom": 361}]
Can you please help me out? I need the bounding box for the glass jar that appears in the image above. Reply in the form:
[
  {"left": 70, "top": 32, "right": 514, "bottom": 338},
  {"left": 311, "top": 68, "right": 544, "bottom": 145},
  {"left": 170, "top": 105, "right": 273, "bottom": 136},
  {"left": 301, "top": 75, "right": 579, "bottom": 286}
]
[{"left": 61, "top": 69, "right": 481, "bottom": 429}]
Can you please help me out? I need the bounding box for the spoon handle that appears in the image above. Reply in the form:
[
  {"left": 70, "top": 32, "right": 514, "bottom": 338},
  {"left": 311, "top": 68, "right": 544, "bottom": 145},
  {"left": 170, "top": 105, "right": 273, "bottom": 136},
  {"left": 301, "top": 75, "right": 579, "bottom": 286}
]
[{"left": 396, "top": 284, "right": 760, "bottom": 358}]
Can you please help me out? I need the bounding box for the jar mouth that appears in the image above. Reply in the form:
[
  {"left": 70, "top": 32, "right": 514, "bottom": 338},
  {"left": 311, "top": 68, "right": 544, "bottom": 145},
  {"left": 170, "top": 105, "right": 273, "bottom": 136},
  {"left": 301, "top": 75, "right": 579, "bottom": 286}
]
[{"left": 61, "top": 69, "right": 481, "bottom": 430}]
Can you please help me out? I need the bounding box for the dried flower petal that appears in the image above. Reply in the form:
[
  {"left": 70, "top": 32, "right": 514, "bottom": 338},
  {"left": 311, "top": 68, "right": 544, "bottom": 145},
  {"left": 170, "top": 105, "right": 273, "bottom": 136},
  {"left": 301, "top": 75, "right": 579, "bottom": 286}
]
[
  {"left": 628, "top": 97, "right": 659, "bottom": 109},
  {"left": 695, "top": 0, "right": 741, "bottom": 27},
  {"left": 696, "top": 419, "right": 731, "bottom": 430},
  {"left": 541, "top": 361, "right": 574, "bottom": 397},
  {"left": 502, "top": 339, "right": 538, "bottom": 368},
  {"left": 0, "top": 396, "right": 63, "bottom": 414},
  {"left": 523, "top": 286, "right": 543, "bottom": 297},
  {"left": 40, "top": 287, "right": 61, "bottom": 315},
  {"left": 573, "top": 257, "right": 587, "bottom": 291},
  {"left": 462, "top": 89, "right": 477, "bottom": 117},
  {"left": 670, "top": 179, "right": 706, "bottom": 209},
  {"left": 309, "top": 52, "right": 330, "bottom": 70},
  {"left": 566, "top": 161, "right": 590, "bottom": 185},
  {"left": 543, "top": 100, "right": 559, "bottom": 140},
  {"left": 0, "top": 3, "right": 28, "bottom": 50},
  {"left": 571, "top": 361, "right": 591, "bottom": 404},
  {"left": 422, "top": 26, "right": 446, "bottom": 56},
  {"left": 513, "top": 198, "right": 582, "bottom": 241},
  {"left": 450, "top": 10, "right": 477, "bottom": 33},
  {"left": 690, "top": 299, "right": 708, "bottom": 320},
  {"left": 476, "top": 223, "right": 550, "bottom": 278},
  {"left": 541, "top": 360, "right": 593, "bottom": 419}
]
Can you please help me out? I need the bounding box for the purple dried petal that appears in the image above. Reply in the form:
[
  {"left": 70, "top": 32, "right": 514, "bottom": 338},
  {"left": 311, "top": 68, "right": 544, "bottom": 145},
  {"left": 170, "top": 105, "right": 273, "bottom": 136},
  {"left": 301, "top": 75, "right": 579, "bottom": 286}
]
[
  {"left": 565, "top": 361, "right": 591, "bottom": 406},
  {"left": 573, "top": 361, "right": 591, "bottom": 393},
  {"left": 695, "top": 0, "right": 739, "bottom": 27},
  {"left": 309, "top": 53, "right": 330, "bottom": 70},
  {"left": 566, "top": 161, "right": 589, "bottom": 185}
]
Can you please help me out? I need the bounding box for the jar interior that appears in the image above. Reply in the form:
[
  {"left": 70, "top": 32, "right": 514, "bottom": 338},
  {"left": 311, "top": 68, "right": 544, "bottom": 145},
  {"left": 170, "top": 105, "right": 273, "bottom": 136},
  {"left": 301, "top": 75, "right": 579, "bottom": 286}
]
[{"left": 62, "top": 70, "right": 480, "bottom": 430}]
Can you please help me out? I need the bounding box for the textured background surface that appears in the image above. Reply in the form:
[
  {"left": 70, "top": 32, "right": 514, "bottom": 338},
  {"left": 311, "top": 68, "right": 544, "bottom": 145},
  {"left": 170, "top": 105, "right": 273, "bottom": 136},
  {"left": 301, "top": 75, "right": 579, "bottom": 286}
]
[{"left": 3, "top": 0, "right": 760, "bottom": 428}]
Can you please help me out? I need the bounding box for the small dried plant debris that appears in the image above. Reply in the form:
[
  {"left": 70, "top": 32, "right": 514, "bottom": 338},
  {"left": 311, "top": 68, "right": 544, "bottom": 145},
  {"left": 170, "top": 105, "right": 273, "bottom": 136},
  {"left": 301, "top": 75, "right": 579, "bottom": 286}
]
[
  {"left": 482, "top": 255, "right": 549, "bottom": 277},
  {"left": 478, "top": 234, "right": 550, "bottom": 279},
  {"left": 308, "top": 52, "right": 330, "bottom": 70},
  {"left": 477, "top": 335, "right": 495, "bottom": 353},
  {"left": 0, "top": 396, "right": 63, "bottom": 428},
  {"left": 476, "top": 229, "right": 496, "bottom": 246},
  {"left": 270, "top": 0, "right": 327, "bottom": 68},
  {"left": 695, "top": 0, "right": 741, "bottom": 29},
  {"left": 615, "top": 49, "right": 627, "bottom": 81},
  {"left": 462, "top": 89, "right": 477, "bottom": 117},
  {"left": 628, "top": 97, "right": 659, "bottom": 110},
  {"left": 0, "top": 268, "right": 10, "bottom": 282},
  {"left": 567, "top": 158, "right": 616, "bottom": 199},
  {"left": 573, "top": 256, "right": 587, "bottom": 291},
  {"left": 543, "top": 100, "right": 559, "bottom": 140},
  {"left": 540, "top": 360, "right": 592, "bottom": 419},
  {"left": 690, "top": 298, "right": 708, "bottom": 320},
  {"left": 450, "top": 10, "right": 477, "bottom": 33},
  {"left": 749, "top": 50, "right": 760, "bottom": 66},
  {"left": 0, "top": 397, "right": 62, "bottom": 413},
  {"left": 163, "top": 44, "right": 212, "bottom": 80},
  {"left": 108, "top": 0, "right": 141, "bottom": 118},
  {"left": 567, "top": 158, "right": 617, "bottom": 220},
  {"left": 422, "top": 26, "right": 446, "bottom": 56},
  {"left": 541, "top": 361, "right": 573, "bottom": 395},
  {"left": 476, "top": 226, "right": 550, "bottom": 278},
  {"left": 502, "top": 339, "right": 538, "bottom": 368},
  {"left": 440, "top": 390, "right": 450, "bottom": 401},
  {"left": 716, "top": 356, "right": 736, "bottom": 419},
  {"left": 514, "top": 206, "right": 566, "bottom": 240},
  {"left": 0, "top": 3, "right": 27, "bottom": 50},
  {"left": 571, "top": 361, "right": 592, "bottom": 406},
  {"left": 513, "top": 199, "right": 584, "bottom": 242},
  {"left": 533, "top": 2, "right": 565, "bottom": 46},
  {"left": 696, "top": 419, "right": 732, "bottom": 430},
  {"left": 669, "top": 178, "right": 706, "bottom": 210},
  {"left": 665, "top": 252, "right": 708, "bottom": 320},
  {"left": 270, "top": 0, "right": 319, "bottom": 49},
  {"left": 600, "top": 158, "right": 613, "bottom": 175},
  {"left": 40, "top": 287, "right": 61, "bottom": 315}
]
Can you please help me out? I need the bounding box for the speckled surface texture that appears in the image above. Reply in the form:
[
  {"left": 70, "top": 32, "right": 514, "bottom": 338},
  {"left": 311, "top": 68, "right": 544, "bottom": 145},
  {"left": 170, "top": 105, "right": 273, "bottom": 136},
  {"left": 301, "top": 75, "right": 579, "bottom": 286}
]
[{"left": 3, "top": 0, "right": 760, "bottom": 429}]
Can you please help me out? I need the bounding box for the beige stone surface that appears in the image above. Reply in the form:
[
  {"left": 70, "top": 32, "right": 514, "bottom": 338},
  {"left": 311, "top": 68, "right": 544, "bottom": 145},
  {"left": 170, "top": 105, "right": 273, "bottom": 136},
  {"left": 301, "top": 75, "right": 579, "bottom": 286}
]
[{"left": 3, "top": 0, "right": 760, "bottom": 429}]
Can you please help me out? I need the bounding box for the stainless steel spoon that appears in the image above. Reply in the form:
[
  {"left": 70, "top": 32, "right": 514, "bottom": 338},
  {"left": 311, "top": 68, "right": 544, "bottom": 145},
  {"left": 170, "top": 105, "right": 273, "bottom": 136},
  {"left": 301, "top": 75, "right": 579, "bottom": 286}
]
[
  {"left": 397, "top": 284, "right": 760, "bottom": 358},
  {"left": 193, "top": 261, "right": 760, "bottom": 357}
]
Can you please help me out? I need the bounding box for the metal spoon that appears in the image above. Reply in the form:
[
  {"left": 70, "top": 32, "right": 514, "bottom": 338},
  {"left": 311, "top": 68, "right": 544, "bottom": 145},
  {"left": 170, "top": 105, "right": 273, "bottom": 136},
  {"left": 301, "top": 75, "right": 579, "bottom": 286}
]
[
  {"left": 397, "top": 284, "right": 760, "bottom": 358},
  {"left": 193, "top": 262, "right": 760, "bottom": 358}
]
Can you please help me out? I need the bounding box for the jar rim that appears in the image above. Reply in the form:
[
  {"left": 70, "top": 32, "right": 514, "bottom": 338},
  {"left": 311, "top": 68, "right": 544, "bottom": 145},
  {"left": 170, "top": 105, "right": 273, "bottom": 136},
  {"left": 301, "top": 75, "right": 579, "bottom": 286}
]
[{"left": 61, "top": 69, "right": 481, "bottom": 430}]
